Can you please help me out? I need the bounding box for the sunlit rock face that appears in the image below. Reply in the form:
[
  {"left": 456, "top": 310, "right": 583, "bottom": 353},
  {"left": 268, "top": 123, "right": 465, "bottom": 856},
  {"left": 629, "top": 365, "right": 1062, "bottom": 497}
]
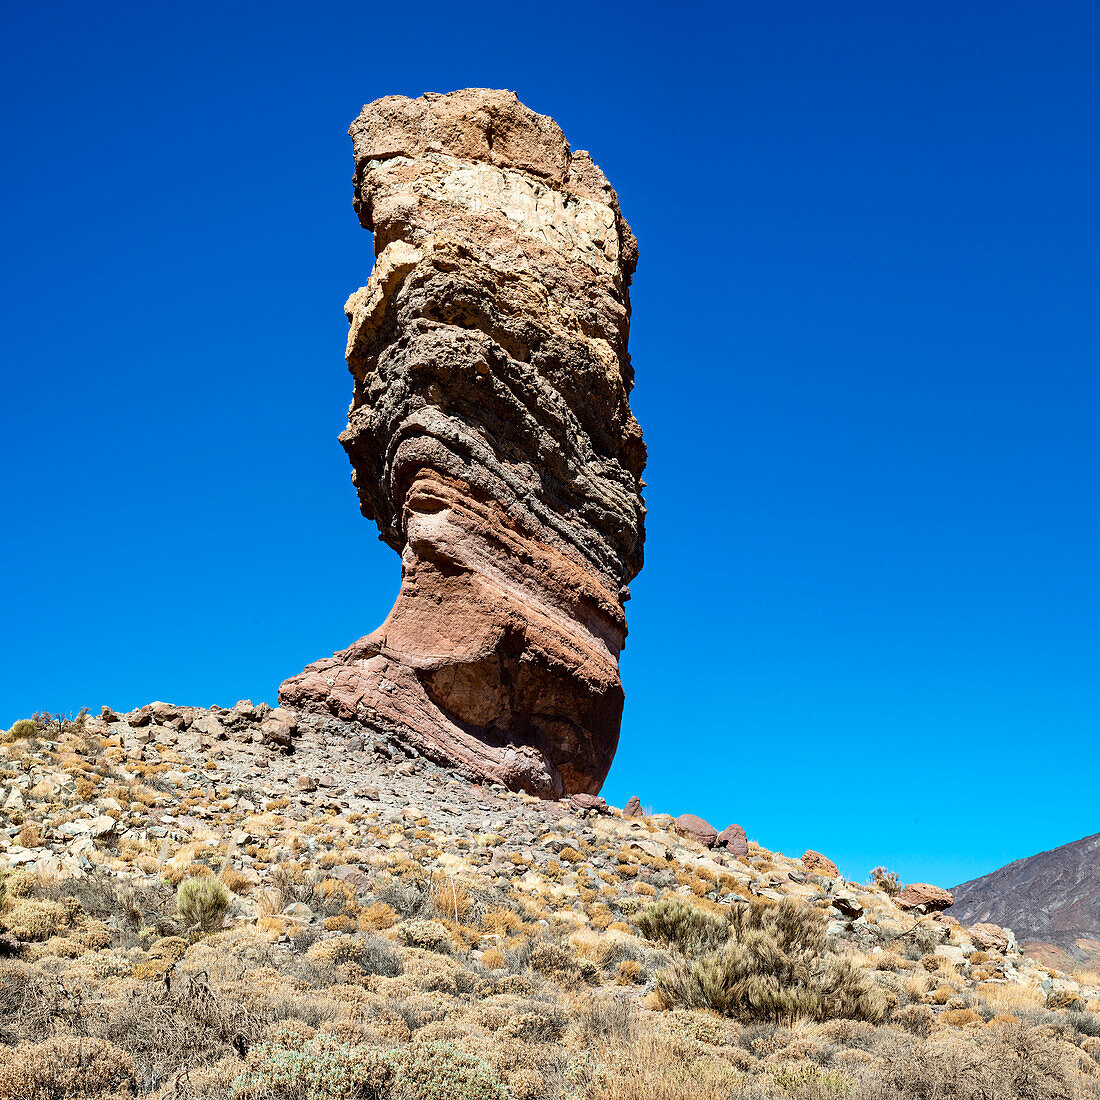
[{"left": 280, "top": 89, "right": 645, "bottom": 796}]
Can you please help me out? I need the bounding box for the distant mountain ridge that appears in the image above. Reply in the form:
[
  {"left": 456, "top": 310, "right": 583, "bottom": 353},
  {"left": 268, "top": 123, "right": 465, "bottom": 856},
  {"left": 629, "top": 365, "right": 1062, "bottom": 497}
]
[{"left": 953, "top": 832, "right": 1100, "bottom": 958}]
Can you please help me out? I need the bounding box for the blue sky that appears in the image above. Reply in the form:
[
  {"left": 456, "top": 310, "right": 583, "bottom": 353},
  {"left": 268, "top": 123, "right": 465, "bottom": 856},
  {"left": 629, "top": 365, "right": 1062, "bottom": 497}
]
[{"left": 2, "top": 1, "right": 1098, "bottom": 888}]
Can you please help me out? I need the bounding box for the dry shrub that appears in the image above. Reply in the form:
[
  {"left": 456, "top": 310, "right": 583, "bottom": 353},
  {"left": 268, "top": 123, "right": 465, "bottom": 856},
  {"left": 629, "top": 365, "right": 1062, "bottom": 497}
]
[
  {"left": 855, "top": 1022, "right": 1085, "bottom": 1100},
  {"left": 506, "top": 1066, "right": 545, "bottom": 1100},
  {"left": 431, "top": 877, "right": 472, "bottom": 921},
  {"left": 0, "top": 1036, "right": 138, "bottom": 1099},
  {"left": 220, "top": 867, "right": 252, "bottom": 895},
  {"left": 589, "top": 1036, "right": 744, "bottom": 1100},
  {"left": 891, "top": 1003, "right": 935, "bottom": 1037},
  {"left": 4, "top": 871, "right": 39, "bottom": 899},
  {"left": 481, "top": 947, "right": 505, "bottom": 970},
  {"left": 481, "top": 906, "right": 525, "bottom": 937},
  {"left": 869, "top": 867, "right": 901, "bottom": 896},
  {"left": 941, "top": 1007, "right": 985, "bottom": 1028},
  {"left": 3, "top": 899, "right": 68, "bottom": 941},
  {"left": 358, "top": 902, "right": 397, "bottom": 932},
  {"left": 323, "top": 915, "right": 358, "bottom": 933}
]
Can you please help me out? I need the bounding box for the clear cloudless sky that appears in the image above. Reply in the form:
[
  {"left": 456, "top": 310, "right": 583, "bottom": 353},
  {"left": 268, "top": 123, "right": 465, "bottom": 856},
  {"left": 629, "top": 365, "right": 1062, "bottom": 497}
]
[{"left": 2, "top": 1, "right": 1098, "bottom": 888}]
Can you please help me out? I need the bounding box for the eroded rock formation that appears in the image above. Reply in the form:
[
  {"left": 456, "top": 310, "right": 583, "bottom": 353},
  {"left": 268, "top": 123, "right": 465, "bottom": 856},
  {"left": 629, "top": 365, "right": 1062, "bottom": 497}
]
[{"left": 280, "top": 89, "right": 645, "bottom": 797}]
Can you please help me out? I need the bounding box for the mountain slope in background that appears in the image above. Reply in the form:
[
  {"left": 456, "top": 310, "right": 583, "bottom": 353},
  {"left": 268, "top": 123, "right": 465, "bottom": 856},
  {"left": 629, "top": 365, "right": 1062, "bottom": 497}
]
[{"left": 953, "top": 832, "right": 1100, "bottom": 961}]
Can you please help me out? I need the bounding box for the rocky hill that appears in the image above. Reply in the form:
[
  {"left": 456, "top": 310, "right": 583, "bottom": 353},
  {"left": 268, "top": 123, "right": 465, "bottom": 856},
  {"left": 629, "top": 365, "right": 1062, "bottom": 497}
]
[
  {"left": 1, "top": 703, "right": 1100, "bottom": 1099},
  {"left": 953, "top": 833, "right": 1100, "bottom": 964}
]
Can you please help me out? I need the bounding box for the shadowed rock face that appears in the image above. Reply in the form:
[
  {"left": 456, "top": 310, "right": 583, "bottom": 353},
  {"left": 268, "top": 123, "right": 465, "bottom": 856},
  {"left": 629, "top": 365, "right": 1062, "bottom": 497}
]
[{"left": 280, "top": 89, "right": 646, "bottom": 797}]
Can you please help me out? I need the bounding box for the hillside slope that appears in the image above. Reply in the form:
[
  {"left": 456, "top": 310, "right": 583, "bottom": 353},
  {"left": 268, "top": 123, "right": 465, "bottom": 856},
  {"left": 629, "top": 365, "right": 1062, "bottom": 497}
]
[{"left": 1, "top": 704, "right": 1099, "bottom": 1099}]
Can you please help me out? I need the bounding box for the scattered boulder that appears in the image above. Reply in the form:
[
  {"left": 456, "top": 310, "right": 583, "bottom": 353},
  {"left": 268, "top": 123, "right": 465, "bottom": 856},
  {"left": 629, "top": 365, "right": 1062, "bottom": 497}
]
[
  {"left": 569, "top": 793, "right": 608, "bottom": 815},
  {"left": 895, "top": 883, "right": 954, "bottom": 912},
  {"left": 833, "top": 892, "right": 865, "bottom": 920},
  {"left": 718, "top": 823, "right": 749, "bottom": 856},
  {"left": 802, "top": 850, "right": 839, "bottom": 877},
  {"left": 970, "top": 922, "right": 1010, "bottom": 952},
  {"left": 674, "top": 814, "right": 718, "bottom": 848},
  {"left": 623, "top": 795, "right": 644, "bottom": 818}
]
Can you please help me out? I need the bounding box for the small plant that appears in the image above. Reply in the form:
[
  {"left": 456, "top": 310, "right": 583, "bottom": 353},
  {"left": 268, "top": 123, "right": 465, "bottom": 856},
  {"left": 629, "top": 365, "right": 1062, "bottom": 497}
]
[
  {"left": 176, "top": 876, "right": 230, "bottom": 932},
  {"left": 230, "top": 1033, "right": 392, "bottom": 1100},
  {"left": 392, "top": 1040, "right": 507, "bottom": 1100},
  {"left": 2, "top": 899, "right": 68, "bottom": 941},
  {"left": 396, "top": 919, "right": 452, "bottom": 953},
  {"left": 0, "top": 1036, "right": 138, "bottom": 1099},
  {"left": 766, "top": 1062, "right": 852, "bottom": 1095},
  {"left": 6, "top": 720, "right": 38, "bottom": 741},
  {"left": 870, "top": 866, "right": 901, "bottom": 896}
]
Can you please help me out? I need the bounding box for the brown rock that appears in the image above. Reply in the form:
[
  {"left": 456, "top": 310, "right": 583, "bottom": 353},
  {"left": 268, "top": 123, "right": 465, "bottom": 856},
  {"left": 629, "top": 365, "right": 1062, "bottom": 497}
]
[
  {"left": 802, "top": 850, "right": 839, "bottom": 877},
  {"left": 296, "top": 776, "right": 318, "bottom": 793},
  {"left": 280, "top": 89, "right": 645, "bottom": 797},
  {"left": 970, "top": 922, "right": 1010, "bottom": 953},
  {"left": 895, "top": 883, "right": 955, "bottom": 912},
  {"left": 718, "top": 824, "right": 749, "bottom": 856},
  {"left": 623, "top": 795, "right": 644, "bottom": 818},
  {"left": 833, "top": 892, "right": 864, "bottom": 919},
  {"left": 569, "top": 793, "right": 607, "bottom": 815},
  {"left": 674, "top": 814, "right": 718, "bottom": 847},
  {"left": 101, "top": 706, "right": 120, "bottom": 723}
]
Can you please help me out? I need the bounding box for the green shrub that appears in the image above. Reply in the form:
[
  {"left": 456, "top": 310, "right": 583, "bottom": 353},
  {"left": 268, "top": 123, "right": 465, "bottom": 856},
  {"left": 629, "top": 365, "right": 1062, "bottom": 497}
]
[
  {"left": 729, "top": 898, "right": 827, "bottom": 955},
  {"left": 657, "top": 935, "right": 822, "bottom": 1022},
  {"left": 230, "top": 1033, "right": 392, "bottom": 1100},
  {"left": 392, "top": 1040, "right": 507, "bottom": 1100},
  {"left": 655, "top": 899, "right": 883, "bottom": 1025},
  {"left": 6, "top": 720, "right": 37, "bottom": 741},
  {"left": 176, "top": 876, "right": 230, "bottom": 932},
  {"left": 635, "top": 897, "right": 729, "bottom": 954}
]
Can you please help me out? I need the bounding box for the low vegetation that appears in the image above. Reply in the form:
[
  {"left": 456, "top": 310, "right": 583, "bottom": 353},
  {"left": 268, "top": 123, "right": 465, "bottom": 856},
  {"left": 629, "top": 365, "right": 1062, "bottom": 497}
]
[{"left": 0, "top": 711, "right": 1098, "bottom": 1098}]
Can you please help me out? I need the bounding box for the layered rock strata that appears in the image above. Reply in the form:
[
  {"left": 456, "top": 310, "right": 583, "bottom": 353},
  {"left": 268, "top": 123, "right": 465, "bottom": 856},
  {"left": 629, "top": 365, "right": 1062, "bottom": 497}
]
[{"left": 280, "top": 89, "right": 645, "bottom": 797}]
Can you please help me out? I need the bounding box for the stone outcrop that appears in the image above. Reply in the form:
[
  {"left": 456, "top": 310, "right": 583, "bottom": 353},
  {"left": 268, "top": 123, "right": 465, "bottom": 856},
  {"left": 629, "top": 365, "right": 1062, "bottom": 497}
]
[
  {"left": 674, "top": 814, "right": 719, "bottom": 848},
  {"left": 718, "top": 823, "right": 749, "bottom": 856},
  {"left": 279, "top": 89, "right": 645, "bottom": 797},
  {"left": 895, "top": 882, "right": 955, "bottom": 912},
  {"left": 802, "top": 850, "right": 839, "bottom": 877},
  {"left": 970, "top": 922, "right": 1011, "bottom": 953}
]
